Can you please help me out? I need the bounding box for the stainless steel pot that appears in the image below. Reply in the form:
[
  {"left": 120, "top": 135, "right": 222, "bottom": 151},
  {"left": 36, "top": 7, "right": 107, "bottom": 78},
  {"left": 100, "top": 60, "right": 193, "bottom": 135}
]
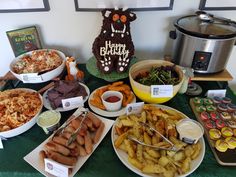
[{"left": 170, "top": 11, "right": 236, "bottom": 74}]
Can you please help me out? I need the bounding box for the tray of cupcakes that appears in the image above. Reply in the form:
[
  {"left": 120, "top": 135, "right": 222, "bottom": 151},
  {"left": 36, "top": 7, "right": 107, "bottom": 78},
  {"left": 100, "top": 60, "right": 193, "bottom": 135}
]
[{"left": 190, "top": 96, "right": 236, "bottom": 166}]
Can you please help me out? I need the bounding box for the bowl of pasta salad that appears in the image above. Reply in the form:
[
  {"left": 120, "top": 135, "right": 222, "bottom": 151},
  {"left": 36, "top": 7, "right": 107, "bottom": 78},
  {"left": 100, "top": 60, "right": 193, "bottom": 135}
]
[{"left": 10, "top": 49, "right": 66, "bottom": 83}]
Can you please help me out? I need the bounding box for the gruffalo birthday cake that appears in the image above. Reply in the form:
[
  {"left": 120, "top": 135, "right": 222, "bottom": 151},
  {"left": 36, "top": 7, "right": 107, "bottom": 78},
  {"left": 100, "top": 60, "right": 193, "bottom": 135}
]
[{"left": 92, "top": 8, "right": 136, "bottom": 73}]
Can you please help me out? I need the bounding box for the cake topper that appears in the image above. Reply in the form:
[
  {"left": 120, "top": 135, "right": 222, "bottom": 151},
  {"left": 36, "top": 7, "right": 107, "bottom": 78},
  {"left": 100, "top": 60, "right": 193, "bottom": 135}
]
[{"left": 92, "top": 8, "right": 136, "bottom": 73}]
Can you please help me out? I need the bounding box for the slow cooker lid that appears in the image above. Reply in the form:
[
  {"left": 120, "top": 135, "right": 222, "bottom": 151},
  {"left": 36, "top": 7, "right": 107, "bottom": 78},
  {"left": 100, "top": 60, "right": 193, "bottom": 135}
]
[{"left": 175, "top": 13, "right": 236, "bottom": 39}]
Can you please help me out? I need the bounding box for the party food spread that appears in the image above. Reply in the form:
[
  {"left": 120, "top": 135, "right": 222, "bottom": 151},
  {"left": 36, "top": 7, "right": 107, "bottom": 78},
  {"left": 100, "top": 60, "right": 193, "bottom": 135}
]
[
  {"left": 190, "top": 97, "right": 236, "bottom": 165},
  {"left": 113, "top": 105, "right": 203, "bottom": 176},
  {"left": 3, "top": 8, "right": 236, "bottom": 177},
  {"left": 12, "top": 49, "right": 63, "bottom": 74},
  {"left": 92, "top": 8, "right": 136, "bottom": 73},
  {"left": 0, "top": 89, "right": 42, "bottom": 132}
]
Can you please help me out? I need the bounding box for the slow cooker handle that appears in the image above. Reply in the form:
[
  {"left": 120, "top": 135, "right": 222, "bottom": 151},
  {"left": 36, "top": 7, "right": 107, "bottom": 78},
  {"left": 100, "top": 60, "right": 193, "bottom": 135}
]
[{"left": 169, "top": 30, "right": 177, "bottom": 39}]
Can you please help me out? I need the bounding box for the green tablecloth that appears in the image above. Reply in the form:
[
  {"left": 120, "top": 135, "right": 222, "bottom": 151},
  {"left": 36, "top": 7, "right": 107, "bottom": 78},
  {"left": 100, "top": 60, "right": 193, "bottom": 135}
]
[{"left": 0, "top": 65, "right": 236, "bottom": 177}]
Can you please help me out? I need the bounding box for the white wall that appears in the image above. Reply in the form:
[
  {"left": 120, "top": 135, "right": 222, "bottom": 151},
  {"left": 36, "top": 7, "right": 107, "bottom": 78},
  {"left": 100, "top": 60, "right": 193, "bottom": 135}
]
[{"left": 0, "top": 0, "right": 235, "bottom": 91}]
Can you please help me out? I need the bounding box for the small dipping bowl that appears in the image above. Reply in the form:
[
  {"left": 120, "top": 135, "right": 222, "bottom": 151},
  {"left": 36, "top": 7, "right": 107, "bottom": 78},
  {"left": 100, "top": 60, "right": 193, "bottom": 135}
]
[
  {"left": 37, "top": 110, "right": 61, "bottom": 134},
  {"left": 176, "top": 119, "right": 204, "bottom": 144},
  {"left": 101, "top": 91, "right": 123, "bottom": 111}
]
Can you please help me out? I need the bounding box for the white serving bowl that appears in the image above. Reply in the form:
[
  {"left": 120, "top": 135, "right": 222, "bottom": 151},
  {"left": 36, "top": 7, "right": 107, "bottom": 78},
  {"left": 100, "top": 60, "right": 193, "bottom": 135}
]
[
  {"left": 9, "top": 49, "right": 66, "bottom": 83},
  {"left": 101, "top": 91, "right": 123, "bottom": 111},
  {"left": 0, "top": 88, "right": 43, "bottom": 138}
]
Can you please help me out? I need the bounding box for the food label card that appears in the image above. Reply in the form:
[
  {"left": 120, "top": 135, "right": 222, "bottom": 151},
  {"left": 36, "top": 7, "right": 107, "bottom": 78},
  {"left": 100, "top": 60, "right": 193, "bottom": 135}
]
[
  {"left": 206, "top": 89, "right": 226, "bottom": 98},
  {"left": 45, "top": 158, "right": 69, "bottom": 177},
  {"left": 62, "top": 96, "right": 84, "bottom": 109},
  {"left": 126, "top": 102, "right": 144, "bottom": 115},
  {"left": 0, "top": 138, "right": 3, "bottom": 149},
  {"left": 151, "top": 85, "right": 173, "bottom": 98},
  {"left": 20, "top": 73, "right": 43, "bottom": 83}
]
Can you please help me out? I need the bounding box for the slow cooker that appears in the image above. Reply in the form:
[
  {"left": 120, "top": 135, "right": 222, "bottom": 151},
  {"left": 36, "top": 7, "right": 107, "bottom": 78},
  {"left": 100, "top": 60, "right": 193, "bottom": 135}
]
[{"left": 170, "top": 11, "right": 236, "bottom": 74}]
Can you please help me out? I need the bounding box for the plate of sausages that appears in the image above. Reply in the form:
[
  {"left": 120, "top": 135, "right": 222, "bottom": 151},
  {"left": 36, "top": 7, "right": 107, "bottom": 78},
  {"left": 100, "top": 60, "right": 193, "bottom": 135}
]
[{"left": 24, "top": 109, "right": 114, "bottom": 177}]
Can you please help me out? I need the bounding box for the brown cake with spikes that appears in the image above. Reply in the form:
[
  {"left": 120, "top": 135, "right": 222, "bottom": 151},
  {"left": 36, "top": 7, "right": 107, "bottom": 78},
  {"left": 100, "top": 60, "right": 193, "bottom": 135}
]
[{"left": 92, "top": 8, "right": 136, "bottom": 73}]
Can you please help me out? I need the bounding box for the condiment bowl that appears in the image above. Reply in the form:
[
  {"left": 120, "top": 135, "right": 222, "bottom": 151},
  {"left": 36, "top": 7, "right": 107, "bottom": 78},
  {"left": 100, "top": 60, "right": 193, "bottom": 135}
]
[
  {"left": 176, "top": 119, "right": 204, "bottom": 144},
  {"left": 129, "top": 60, "right": 184, "bottom": 103},
  {"left": 101, "top": 91, "right": 123, "bottom": 111},
  {"left": 37, "top": 110, "right": 61, "bottom": 134}
]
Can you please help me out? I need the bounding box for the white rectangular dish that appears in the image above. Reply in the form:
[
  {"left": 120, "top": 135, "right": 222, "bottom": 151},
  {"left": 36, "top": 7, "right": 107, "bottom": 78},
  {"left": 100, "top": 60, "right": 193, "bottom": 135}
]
[{"left": 24, "top": 112, "right": 114, "bottom": 177}]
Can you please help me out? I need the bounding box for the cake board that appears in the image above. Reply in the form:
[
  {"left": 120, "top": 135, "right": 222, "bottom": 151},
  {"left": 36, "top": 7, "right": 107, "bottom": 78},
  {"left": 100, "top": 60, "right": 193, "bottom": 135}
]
[{"left": 86, "top": 56, "right": 138, "bottom": 82}]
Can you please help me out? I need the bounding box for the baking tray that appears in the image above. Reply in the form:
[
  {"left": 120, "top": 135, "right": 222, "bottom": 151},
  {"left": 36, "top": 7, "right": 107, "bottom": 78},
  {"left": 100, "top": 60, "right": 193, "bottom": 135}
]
[{"left": 190, "top": 98, "right": 236, "bottom": 166}]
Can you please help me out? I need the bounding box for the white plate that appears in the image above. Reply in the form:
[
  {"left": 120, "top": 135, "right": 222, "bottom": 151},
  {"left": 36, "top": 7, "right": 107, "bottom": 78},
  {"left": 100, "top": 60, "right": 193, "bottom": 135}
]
[
  {"left": 88, "top": 86, "right": 136, "bottom": 117},
  {"left": 24, "top": 110, "right": 115, "bottom": 177},
  {"left": 111, "top": 104, "right": 205, "bottom": 177},
  {"left": 43, "top": 83, "right": 90, "bottom": 112},
  {"left": 0, "top": 88, "right": 43, "bottom": 138},
  {"left": 9, "top": 49, "right": 66, "bottom": 83}
]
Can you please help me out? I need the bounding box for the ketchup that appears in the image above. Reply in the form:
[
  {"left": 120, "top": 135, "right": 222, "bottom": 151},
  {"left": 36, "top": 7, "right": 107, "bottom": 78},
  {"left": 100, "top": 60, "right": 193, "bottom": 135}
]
[{"left": 105, "top": 96, "right": 120, "bottom": 103}]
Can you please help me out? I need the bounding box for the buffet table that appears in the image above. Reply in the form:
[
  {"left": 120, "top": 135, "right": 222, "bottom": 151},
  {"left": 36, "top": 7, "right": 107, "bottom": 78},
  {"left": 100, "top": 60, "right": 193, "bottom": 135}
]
[{"left": 0, "top": 65, "right": 236, "bottom": 177}]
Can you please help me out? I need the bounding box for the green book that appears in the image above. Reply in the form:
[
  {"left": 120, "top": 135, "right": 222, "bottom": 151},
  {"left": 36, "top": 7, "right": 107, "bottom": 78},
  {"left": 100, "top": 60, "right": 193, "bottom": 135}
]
[{"left": 6, "top": 26, "right": 42, "bottom": 57}]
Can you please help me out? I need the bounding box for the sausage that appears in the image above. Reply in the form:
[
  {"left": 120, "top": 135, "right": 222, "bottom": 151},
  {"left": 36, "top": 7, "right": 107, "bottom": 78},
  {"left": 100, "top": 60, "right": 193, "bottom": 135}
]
[
  {"left": 64, "top": 126, "right": 75, "bottom": 134},
  {"left": 47, "top": 150, "right": 77, "bottom": 166},
  {"left": 77, "top": 145, "right": 87, "bottom": 156},
  {"left": 71, "top": 118, "right": 88, "bottom": 133},
  {"left": 93, "top": 122, "right": 105, "bottom": 144},
  {"left": 62, "top": 132, "right": 72, "bottom": 139},
  {"left": 78, "top": 127, "right": 87, "bottom": 136},
  {"left": 45, "top": 141, "right": 71, "bottom": 156},
  {"left": 88, "top": 125, "right": 96, "bottom": 132},
  {"left": 84, "top": 131, "right": 93, "bottom": 154},
  {"left": 70, "top": 147, "right": 80, "bottom": 157},
  {"left": 39, "top": 150, "right": 47, "bottom": 166},
  {"left": 52, "top": 136, "right": 76, "bottom": 149},
  {"left": 84, "top": 118, "right": 93, "bottom": 129},
  {"left": 76, "top": 134, "right": 85, "bottom": 145},
  {"left": 71, "top": 118, "right": 81, "bottom": 129},
  {"left": 87, "top": 112, "right": 101, "bottom": 128}
]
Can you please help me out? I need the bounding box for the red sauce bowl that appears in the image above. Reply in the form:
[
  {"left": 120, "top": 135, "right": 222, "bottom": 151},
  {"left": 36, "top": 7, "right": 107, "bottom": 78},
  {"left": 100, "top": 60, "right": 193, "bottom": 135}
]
[{"left": 101, "top": 91, "right": 123, "bottom": 111}]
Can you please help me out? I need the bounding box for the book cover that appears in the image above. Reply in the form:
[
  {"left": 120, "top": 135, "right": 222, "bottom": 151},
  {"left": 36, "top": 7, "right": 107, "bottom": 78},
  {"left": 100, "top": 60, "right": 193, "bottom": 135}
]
[{"left": 6, "top": 26, "right": 42, "bottom": 57}]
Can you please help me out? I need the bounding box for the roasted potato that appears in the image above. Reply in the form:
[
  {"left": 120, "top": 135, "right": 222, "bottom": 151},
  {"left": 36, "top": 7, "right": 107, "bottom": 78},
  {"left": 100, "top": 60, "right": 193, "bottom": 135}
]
[{"left": 114, "top": 105, "right": 202, "bottom": 176}]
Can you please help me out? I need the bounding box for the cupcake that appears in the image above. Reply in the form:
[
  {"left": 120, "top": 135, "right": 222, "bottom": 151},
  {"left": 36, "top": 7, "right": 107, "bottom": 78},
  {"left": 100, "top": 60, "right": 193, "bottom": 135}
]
[
  {"left": 196, "top": 105, "right": 206, "bottom": 113},
  {"left": 221, "top": 127, "right": 233, "bottom": 138},
  {"left": 227, "top": 103, "right": 236, "bottom": 113},
  {"left": 216, "top": 119, "right": 226, "bottom": 129},
  {"left": 200, "top": 111, "right": 210, "bottom": 121},
  {"left": 215, "top": 139, "right": 228, "bottom": 152},
  {"left": 217, "top": 103, "right": 228, "bottom": 112},
  {"left": 232, "top": 112, "right": 236, "bottom": 120},
  {"left": 203, "top": 98, "right": 213, "bottom": 105},
  {"left": 233, "top": 129, "right": 236, "bottom": 137},
  {"left": 227, "top": 120, "right": 236, "bottom": 129},
  {"left": 225, "top": 137, "right": 236, "bottom": 149},
  {"left": 212, "top": 96, "right": 222, "bottom": 105},
  {"left": 222, "top": 97, "right": 232, "bottom": 104},
  {"left": 205, "top": 120, "right": 216, "bottom": 129},
  {"left": 209, "top": 128, "right": 221, "bottom": 140},
  {"left": 220, "top": 112, "right": 231, "bottom": 120},
  {"left": 210, "top": 112, "right": 220, "bottom": 121},
  {"left": 193, "top": 97, "right": 203, "bottom": 105},
  {"left": 206, "top": 105, "right": 217, "bottom": 112}
]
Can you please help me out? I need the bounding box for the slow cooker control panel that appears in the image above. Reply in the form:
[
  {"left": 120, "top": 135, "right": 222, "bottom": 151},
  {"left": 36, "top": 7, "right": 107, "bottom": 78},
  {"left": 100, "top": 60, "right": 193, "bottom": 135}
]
[{"left": 192, "top": 51, "right": 212, "bottom": 71}]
